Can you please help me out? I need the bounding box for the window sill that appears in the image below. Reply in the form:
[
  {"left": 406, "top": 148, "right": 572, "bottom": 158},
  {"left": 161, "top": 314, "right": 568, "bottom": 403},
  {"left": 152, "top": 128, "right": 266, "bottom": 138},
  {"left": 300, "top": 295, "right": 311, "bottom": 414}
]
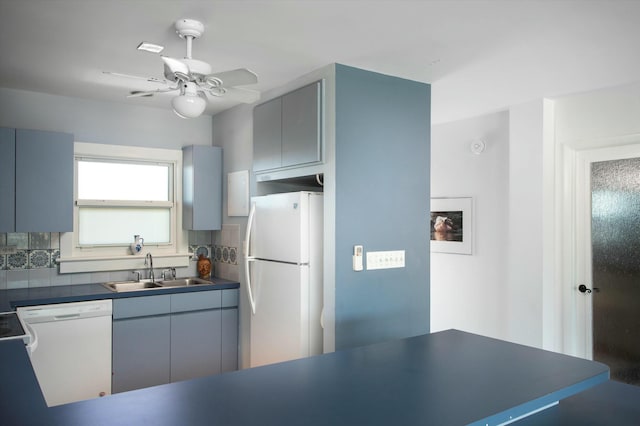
[{"left": 58, "top": 253, "right": 192, "bottom": 274}]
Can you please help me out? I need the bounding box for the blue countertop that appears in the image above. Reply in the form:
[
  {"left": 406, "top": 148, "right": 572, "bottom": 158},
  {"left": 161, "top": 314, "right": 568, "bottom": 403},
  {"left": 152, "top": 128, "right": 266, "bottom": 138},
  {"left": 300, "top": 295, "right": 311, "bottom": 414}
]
[
  {"left": 0, "top": 277, "right": 239, "bottom": 311},
  {"left": 0, "top": 329, "right": 614, "bottom": 426},
  {"left": 517, "top": 380, "right": 640, "bottom": 425}
]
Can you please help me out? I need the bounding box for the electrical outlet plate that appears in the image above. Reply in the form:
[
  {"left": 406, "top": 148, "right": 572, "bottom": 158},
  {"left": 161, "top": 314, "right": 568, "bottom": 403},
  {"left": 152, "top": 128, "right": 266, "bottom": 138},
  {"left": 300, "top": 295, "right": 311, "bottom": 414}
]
[
  {"left": 366, "top": 250, "right": 405, "bottom": 270},
  {"left": 0, "top": 246, "right": 18, "bottom": 255}
]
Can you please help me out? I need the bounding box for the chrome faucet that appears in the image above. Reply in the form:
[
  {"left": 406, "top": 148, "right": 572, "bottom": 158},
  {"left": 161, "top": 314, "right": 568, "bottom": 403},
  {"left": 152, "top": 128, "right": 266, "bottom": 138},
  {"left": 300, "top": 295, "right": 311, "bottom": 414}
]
[
  {"left": 144, "top": 252, "right": 154, "bottom": 283},
  {"left": 161, "top": 268, "right": 176, "bottom": 280}
]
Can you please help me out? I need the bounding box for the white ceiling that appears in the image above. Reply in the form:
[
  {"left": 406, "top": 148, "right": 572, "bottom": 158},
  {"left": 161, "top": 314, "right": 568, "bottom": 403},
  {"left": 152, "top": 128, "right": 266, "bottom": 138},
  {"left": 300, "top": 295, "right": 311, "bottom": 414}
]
[{"left": 1, "top": 0, "right": 639, "bottom": 124}]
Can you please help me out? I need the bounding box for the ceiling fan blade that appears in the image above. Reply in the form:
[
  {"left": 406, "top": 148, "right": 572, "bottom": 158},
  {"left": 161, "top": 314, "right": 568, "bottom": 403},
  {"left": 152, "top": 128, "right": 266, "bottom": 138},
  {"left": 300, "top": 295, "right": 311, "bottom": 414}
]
[
  {"left": 207, "top": 68, "right": 258, "bottom": 87},
  {"left": 103, "top": 71, "right": 170, "bottom": 85},
  {"left": 162, "top": 56, "right": 190, "bottom": 81},
  {"left": 224, "top": 87, "right": 261, "bottom": 104},
  {"left": 127, "top": 87, "right": 178, "bottom": 98}
]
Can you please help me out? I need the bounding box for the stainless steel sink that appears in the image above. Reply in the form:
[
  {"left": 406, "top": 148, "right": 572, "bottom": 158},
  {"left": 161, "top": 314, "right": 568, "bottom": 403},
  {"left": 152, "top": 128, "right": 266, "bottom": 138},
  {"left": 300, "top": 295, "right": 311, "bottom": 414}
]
[
  {"left": 158, "top": 277, "right": 211, "bottom": 287},
  {"left": 101, "top": 280, "right": 163, "bottom": 292},
  {"left": 101, "top": 277, "right": 211, "bottom": 292}
]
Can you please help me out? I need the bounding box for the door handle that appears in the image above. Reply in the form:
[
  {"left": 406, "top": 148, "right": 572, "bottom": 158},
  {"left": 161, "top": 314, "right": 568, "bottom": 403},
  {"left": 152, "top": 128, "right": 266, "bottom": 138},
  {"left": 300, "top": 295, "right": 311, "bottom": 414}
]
[
  {"left": 578, "top": 284, "right": 599, "bottom": 294},
  {"left": 578, "top": 284, "right": 592, "bottom": 294}
]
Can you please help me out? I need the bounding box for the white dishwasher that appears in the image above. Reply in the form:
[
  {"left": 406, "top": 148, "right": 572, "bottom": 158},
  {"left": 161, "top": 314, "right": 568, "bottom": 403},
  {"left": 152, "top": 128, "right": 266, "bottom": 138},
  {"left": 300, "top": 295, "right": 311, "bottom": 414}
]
[{"left": 17, "top": 299, "right": 112, "bottom": 407}]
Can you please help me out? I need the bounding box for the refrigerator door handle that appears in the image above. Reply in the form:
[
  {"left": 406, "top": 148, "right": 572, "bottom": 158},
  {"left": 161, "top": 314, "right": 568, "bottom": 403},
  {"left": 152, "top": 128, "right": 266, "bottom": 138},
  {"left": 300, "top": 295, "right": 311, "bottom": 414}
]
[{"left": 244, "top": 201, "right": 257, "bottom": 315}]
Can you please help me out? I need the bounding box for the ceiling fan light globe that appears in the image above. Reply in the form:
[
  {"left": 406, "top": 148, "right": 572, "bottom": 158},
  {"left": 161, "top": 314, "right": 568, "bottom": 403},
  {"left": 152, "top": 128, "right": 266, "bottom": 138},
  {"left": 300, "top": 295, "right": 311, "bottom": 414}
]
[{"left": 172, "top": 94, "right": 206, "bottom": 119}]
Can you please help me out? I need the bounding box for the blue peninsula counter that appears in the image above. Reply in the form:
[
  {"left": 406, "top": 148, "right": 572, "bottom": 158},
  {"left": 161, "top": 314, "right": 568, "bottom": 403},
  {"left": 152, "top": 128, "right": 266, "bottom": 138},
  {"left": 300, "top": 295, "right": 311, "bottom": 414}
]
[{"left": 1, "top": 328, "right": 614, "bottom": 425}]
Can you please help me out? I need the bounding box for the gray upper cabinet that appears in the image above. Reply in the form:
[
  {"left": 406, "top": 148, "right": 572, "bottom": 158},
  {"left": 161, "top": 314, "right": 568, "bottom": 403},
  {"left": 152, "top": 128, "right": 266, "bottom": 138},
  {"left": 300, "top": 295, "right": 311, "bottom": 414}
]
[
  {"left": 281, "top": 81, "right": 322, "bottom": 168},
  {"left": 0, "top": 128, "right": 15, "bottom": 231},
  {"left": 253, "top": 81, "right": 323, "bottom": 173},
  {"left": 0, "top": 128, "right": 73, "bottom": 232},
  {"left": 183, "top": 145, "right": 222, "bottom": 230},
  {"left": 253, "top": 97, "right": 282, "bottom": 172}
]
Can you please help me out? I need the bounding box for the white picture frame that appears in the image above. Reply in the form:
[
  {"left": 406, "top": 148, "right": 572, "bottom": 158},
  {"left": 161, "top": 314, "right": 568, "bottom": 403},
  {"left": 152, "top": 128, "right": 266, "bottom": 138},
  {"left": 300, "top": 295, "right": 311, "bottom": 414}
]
[{"left": 430, "top": 197, "right": 473, "bottom": 255}]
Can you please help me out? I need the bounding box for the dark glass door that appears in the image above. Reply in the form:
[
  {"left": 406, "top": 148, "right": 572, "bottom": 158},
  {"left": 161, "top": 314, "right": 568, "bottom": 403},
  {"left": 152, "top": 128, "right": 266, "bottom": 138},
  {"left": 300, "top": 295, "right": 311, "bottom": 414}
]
[{"left": 591, "top": 157, "right": 640, "bottom": 385}]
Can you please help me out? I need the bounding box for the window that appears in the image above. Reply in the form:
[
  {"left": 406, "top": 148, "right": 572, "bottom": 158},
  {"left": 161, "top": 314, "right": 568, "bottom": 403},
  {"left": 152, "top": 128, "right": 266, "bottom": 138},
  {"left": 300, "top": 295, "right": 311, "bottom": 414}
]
[
  {"left": 76, "top": 160, "right": 172, "bottom": 246},
  {"left": 59, "top": 143, "right": 189, "bottom": 273}
]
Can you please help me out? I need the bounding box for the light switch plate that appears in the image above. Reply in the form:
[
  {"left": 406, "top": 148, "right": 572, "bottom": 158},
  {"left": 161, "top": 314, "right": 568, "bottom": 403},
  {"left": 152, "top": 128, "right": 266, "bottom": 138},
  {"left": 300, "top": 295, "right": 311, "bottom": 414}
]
[
  {"left": 353, "top": 245, "right": 364, "bottom": 271},
  {"left": 366, "top": 250, "right": 405, "bottom": 270}
]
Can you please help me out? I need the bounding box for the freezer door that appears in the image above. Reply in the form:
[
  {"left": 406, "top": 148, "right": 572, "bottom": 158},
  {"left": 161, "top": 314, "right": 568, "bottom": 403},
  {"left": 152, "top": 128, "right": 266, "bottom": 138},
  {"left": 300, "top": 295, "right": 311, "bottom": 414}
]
[
  {"left": 251, "top": 192, "right": 310, "bottom": 264},
  {"left": 249, "top": 260, "right": 313, "bottom": 368}
]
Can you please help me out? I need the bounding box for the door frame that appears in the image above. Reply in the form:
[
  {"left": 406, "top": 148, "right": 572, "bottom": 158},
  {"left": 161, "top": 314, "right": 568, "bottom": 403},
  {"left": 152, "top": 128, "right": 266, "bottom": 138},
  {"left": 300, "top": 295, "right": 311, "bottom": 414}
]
[{"left": 566, "top": 141, "right": 640, "bottom": 359}]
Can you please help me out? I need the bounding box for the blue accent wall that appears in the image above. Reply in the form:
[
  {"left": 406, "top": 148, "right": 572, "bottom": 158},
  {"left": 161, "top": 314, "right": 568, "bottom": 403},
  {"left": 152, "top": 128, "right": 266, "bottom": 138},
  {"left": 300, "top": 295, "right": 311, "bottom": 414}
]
[{"left": 334, "top": 64, "right": 431, "bottom": 349}]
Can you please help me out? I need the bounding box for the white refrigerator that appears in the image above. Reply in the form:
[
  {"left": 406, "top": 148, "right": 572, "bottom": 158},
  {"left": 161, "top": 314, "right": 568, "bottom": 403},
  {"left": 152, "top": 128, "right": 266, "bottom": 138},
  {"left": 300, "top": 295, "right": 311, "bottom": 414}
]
[{"left": 244, "top": 191, "right": 323, "bottom": 368}]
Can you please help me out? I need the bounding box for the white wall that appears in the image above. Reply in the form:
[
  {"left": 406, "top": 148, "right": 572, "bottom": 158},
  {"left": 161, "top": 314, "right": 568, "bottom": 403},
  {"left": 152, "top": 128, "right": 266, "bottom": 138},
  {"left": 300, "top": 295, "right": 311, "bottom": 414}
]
[
  {"left": 430, "top": 110, "right": 509, "bottom": 340},
  {"left": 555, "top": 81, "right": 640, "bottom": 147},
  {"left": 0, "top": 87, "right": 212, "bottom": 149},
  {"left": 432, "top": 83, "right": 640, "bottom": 352},
  {"left": 432, "top": 99, "right": 560, "bottom": 351},
  {"left": 505, "top": 100, "right": 555, "bottom": 348}
]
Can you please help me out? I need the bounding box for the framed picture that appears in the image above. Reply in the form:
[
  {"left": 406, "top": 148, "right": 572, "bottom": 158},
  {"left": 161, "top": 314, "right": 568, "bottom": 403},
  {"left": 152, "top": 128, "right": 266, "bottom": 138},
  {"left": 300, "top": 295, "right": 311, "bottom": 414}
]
[{"left": 430, "top": 197, "right": 472, "bottom": 255}]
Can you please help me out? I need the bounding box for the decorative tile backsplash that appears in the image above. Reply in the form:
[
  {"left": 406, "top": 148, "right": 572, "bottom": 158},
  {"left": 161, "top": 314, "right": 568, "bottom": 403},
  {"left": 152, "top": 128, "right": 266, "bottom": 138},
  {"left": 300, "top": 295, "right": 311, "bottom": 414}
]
[
  {"left": 0, "top": 233, "right": 58, "bottom": 270},
  {"left": 188, "top": 244, "right": 237, "bottom": 265},
  {"left": 1, "top": 233, "right": 220, "bottom": 271},
  {"left": 189, "top": 244, "right": 213, "bottom": 260},
  {"left": 7, "top": 251, "right": 29, "bottom": 269},
  {"left": 0, "top": 231, "right": 239, "bottom": 289},
  {"left": 214, "top": 224, "right": 240, "bottom": 281},
  {"left": 213, "top": 245, "right": 238, "bottom": 265}
]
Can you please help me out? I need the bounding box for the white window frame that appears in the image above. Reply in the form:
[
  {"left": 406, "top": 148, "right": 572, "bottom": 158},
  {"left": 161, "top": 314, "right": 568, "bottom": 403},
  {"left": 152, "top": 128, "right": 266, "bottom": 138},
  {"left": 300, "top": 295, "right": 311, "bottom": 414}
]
[{"left": 59, "top": 142, "right": 190, "bottom": 273}]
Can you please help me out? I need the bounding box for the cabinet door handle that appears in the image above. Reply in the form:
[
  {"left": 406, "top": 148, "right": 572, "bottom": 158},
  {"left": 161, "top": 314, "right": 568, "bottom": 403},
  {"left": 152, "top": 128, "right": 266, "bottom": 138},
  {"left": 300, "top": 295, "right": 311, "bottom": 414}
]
[{"left": 54, "top": 314, "right": 81, "bottom": 320}]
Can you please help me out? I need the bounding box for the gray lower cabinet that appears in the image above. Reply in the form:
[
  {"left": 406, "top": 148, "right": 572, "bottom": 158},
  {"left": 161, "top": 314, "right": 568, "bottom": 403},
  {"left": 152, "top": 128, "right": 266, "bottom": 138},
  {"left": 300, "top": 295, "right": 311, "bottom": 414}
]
[
  {"left": 112, "top": 294, "right": 171, "bottom": 393},
  {"left": 112, "top": 289, "right": 239, "bottom": 393},
  {"left": 112, "top": 315, "right": 171, "bottom": 393},
  {"left": 221, "top": 308, "right": 239, "bottom": 372},
  {"left": 171, "top": 309, "right": 222, "bottom": 382},
  {"left": 170, "top": 291, "right": 222, "bottom": 382},
  {"left": 0, "top": 127, "right": 73, "bottom": 232},
  {"left": 221, "top": 288, "right": 239, "bottom": 372}
]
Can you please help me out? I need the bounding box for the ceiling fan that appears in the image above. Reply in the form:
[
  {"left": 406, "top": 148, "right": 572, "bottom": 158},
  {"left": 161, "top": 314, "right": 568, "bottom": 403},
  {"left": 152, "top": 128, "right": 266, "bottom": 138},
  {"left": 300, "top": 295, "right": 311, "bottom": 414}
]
[{"left": 105, "top": 18, "right": 260, "bottom": 119}]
